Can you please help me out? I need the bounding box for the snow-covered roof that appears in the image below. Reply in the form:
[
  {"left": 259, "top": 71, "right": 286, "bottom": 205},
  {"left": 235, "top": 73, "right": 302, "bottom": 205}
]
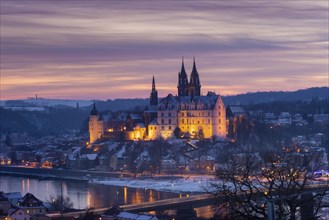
[
  {"left": 149, "top": 120, "right": 158, "bottom": 125},
  {"left": 80, "top": 154, "right": 97, "bottom": 160},
  {"left": 279, "top": 112, "right": 291, "bottom": 118},
  {"left": 4, "top": 192, "right": 21, "bottom": 200},
  {"left": 161, "top": 159, "right": 176, "bottom": 164},
  {"left": 264, "top": 112, "right": 276, "bottom": 119},
  {"left": 116, "top": 212, "right": 158, "bottom": 220},
  {"left": 135, "top": 123, "right": 145, "bottom": 129},
  {"left": 130, "top": 113, "right": 141, "bottom": 120},
  {"left": 227, "top": 105, "right": 246, "bottom": 116},
  {"left": 116, "top": 146, "right": 126, "bottom": 157},
  {"left": 158, "top": 92, "right": 219, "bottom": 111}
]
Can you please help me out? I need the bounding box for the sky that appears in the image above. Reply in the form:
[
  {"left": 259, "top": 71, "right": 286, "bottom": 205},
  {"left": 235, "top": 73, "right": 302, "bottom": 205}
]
[{"left": 1, "top": 0, "right": 328, "bottom": 100}]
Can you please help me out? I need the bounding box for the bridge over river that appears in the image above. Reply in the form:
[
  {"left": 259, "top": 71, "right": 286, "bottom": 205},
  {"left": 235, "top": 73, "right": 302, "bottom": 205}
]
[
  {"left": 46, "top": 193, "right": 216, "bottom": 218},
  {"left": 46, "top": 183, "right": 329, "bottom": 218}
]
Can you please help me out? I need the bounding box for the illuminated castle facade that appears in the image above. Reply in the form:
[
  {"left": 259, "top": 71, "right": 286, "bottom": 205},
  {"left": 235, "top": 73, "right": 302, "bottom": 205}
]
[{"left": 89, "top": 58, "right": 226, "bottom": 143}]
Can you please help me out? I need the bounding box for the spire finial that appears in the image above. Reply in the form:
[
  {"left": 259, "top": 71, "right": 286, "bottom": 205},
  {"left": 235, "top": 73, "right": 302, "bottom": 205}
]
[
  {"left": 93, "top": 100, "right": 96, "bottom": 109},
  {"left": 192, "top": 56, "right": 197, "bottom": 71},
  {"left": 152, "top": 75, "right": 156, "bottom": 91},
  {"left": 180, "top": 56, "right": 186, "bottom": 74}
]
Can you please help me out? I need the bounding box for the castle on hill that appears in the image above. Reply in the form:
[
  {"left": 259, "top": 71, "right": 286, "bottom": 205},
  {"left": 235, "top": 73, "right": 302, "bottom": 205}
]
[{"left": 89, "top": 58, "right": 226, "bottom": 143}]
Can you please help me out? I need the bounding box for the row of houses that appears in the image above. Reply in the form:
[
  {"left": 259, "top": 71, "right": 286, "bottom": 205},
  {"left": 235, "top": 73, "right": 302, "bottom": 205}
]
[
  {"left": 0, "top": 192, "right": 159, "bottom": 220},
  {"left": 0, "top": 192, "right": 48, "bottom": 220}
]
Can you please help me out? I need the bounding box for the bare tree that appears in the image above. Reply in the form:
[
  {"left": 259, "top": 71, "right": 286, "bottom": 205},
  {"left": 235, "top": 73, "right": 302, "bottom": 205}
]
[
  {"left": 206, "top": 152, "right": 329, "bottom": 219},
  {"left": 47, "top": 195, "right": 73, "bottom": 212}
]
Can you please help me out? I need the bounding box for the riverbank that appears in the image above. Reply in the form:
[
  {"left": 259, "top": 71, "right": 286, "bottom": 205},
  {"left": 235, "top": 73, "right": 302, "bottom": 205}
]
[
  {"left": 91, "top": 175, "right": 214, "bottom": 194},
  {"left": 0, "top": 166, "right": 133, "bottom": 181},
  {"left": 0, "top": 166, "right": 214, "bottom": 194}
]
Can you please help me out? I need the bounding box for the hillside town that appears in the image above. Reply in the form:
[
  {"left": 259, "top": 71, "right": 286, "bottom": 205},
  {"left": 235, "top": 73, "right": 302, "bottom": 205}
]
[{"left": 1, "top": 60, "right": 328, "bottom": 219}]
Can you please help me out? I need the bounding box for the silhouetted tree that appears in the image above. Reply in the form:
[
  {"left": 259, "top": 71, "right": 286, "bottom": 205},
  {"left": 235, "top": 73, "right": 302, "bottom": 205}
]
[
  {"left": 47, "top": 195, "right": 73, "bottom": 212},
  {"left": 174, "top": 127, "right": 182, "bottom": 139},
  {"left": 206, "top": 152, "right": 329, "bottom": 219}
]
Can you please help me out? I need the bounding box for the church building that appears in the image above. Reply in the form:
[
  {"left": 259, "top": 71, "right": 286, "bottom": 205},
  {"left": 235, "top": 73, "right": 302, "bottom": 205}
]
[{"left": 89, "top": 58, "right": 226, "bottom": 143}]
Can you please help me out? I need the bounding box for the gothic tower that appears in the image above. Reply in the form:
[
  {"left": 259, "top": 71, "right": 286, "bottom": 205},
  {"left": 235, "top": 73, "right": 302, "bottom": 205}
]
[
  {"left": 188, "top": 57, "right": 201, "bottom": 96},
  {"left": 177, "top": 57, "right": 189, "bottom": 96},
  {"left": 89, "top": 101, "right": 104, "bottom": 144},
  {"left": 150, "top": 76, "right": 158, "bottom": 105}
]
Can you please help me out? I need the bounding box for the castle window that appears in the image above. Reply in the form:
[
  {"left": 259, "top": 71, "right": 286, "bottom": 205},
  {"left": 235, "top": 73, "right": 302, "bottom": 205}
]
[
  {"left": 219, "top": 119, "right": 221, "bottom": 123},
  {"left": 155, "top": 127, "right": 156, "bottom": 130},
  {"left": 161, "top": 126, "right": 164, "bottom": 130},
  {"left": 219, "top": 112, "right": 221, "bottom": 116},
  {"left": 181, "top": 112, "right": 184, "bottom": 117},
  {"left": 169, "top": 119, "right": 171, "bottom": 124},
  {"left": 151, "top": 127, "right": 153, "bottom": 130},
  {"left": 208, "top": 119, "right": 210, "bottom": 124},
  {"left": 161, "top": 119, "right": 164, "bottom": 124},
  {"left": 182, "top": 119, "right": 184, "bottom": 124},
  {"left": 198, "top": 121, "right": 200, "bottom": 124},
  {"left": 168, "top": 112, "right": 171, "bottom": 117},
  {"left": 169, "top": 126, "right": 171, "bottom": 130},
  {"left": 208, "top": 112, "right": 210, "bottom": 116}
]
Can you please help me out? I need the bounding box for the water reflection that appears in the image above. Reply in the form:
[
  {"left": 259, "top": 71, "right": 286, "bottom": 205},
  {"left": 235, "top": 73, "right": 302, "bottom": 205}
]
[
  {"left": 0, "top": 176, "right": 215, "bottom": 218},
  {"left": 0, "top": 176, "right": 181, "bottom": 209},
  {"left": 123, "top": 186, "right": 127, "bottom": 204}
]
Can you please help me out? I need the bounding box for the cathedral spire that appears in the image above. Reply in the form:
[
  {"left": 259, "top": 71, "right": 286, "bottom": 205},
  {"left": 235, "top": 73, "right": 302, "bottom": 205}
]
[
  {"left": 192, "top": 56, "right": 197, "bottom": 72},
  {"left": 150, "top": 76, "right": 158, "bottom": 105},
  {"left": 152, "top": 75, "right": 156, "bottom": 92},
  {"left": 178, "top": 57, "right": 189, "bottom": 96},
  {"left": 90, "top": 100, "right": 98, "bottom": 115},
  {"left": 188, "top": 57, "right": 201, "bottom": 96},
  {"left": 181, "top": 56, "right": 186, "bottom": 75}
]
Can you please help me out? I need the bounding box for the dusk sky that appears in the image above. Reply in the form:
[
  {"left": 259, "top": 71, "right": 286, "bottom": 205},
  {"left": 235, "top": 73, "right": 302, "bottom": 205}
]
[{"left": 1, "top": 1, "right": 328, "bottom": 100}]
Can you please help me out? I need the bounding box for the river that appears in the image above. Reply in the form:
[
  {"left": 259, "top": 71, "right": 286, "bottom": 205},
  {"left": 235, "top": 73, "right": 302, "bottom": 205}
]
[{"left": 0, "top": 176, "right": 216, "bottom": 218}]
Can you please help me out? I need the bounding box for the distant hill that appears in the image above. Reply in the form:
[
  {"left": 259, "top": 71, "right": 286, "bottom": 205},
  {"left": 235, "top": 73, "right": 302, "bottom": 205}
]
[
  {"left": 1, "top": 87, "right": 327, "bottom": 137},
  {"left": 222, "top": 87, "right": 328, "bottom": 105},
  {"left": 1, "top": 98, "right": 92, "bottom": 108},
  {"left": 94, "top": 98, "right": 149, "bottom": 112},
  {"left": 2, "top": 87, "right": 328, "bottom": 112},
  {"left": 93, "top": 87, "right": 328, "bottom": 111}
]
